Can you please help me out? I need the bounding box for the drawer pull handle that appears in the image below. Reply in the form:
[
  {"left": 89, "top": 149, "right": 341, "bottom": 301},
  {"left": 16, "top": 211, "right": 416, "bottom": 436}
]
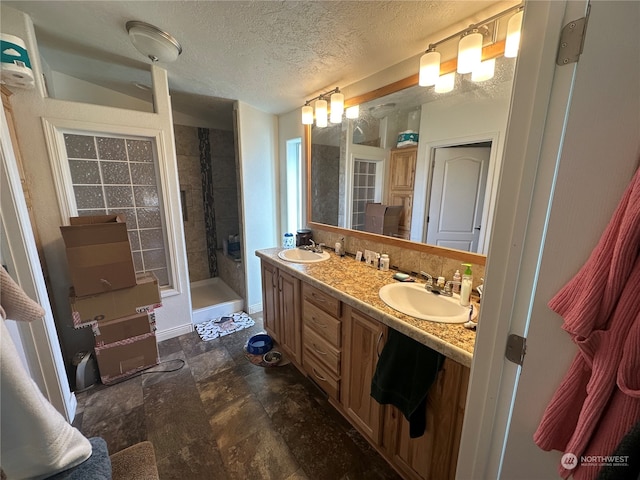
[
  {"left": 376, "top": 331, "right": 384, "bottom": 358},
  {"left": 312, "top": 343, "right": 327, "bottom": 355},
  {"left": 312, "top": 368, "right": 327, "bottom": 382},
  {"left": 310, "top": 316, "right": 326, "bottom": 328}
]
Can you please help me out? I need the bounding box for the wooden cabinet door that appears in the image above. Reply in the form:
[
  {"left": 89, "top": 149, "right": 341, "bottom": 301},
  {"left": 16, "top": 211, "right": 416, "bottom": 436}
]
[
  {"left": 260, "top": 261, "right": 279, "bottom": 339},
  {"left": 278, "top": 269, "right": 301, "bottom": 364},
  {"left": 342, "top": 306, "right": 386, "bottom": 443},
  {"left": 381, "top": 358, "right": 470, "bottom": 480},
  {"left": 388, "top": 190, "right": 413, "bottom": 233},
  {"left": 389, "top": 147, "right": 417, "bottom": 190}
]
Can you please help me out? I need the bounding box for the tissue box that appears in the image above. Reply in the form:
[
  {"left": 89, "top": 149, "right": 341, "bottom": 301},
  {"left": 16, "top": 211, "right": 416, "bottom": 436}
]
[{"left": 397, "top": 130, "right": 419, "bottom": 147}]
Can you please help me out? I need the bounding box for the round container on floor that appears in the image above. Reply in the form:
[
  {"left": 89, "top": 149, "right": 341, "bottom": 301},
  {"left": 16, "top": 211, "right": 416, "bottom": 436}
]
[{"left": 246, "top": 334, "right": 273, "bottom": 355}]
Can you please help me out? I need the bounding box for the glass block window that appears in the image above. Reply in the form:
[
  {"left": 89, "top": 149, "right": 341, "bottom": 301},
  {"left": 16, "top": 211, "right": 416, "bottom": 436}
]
[
  {"left": 352, "top": 159, "right": 378, "bottom": 231},
  {"left": 64, "top": 133, "right": 170, "bottom": 287}
]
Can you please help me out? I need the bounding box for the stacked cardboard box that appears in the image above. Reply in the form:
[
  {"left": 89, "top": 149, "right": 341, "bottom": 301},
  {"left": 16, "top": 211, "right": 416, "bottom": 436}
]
[
  {"left": 364, "top": 203, "right": 403, "bottom": 236},
  {"left": 61, "top": 215, "right": 162, "bottom": 385}
]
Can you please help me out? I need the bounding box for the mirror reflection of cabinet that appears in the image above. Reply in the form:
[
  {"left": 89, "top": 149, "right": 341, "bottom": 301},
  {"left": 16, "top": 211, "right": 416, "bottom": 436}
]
[{"left": 387, "top": 146, "right": 417, "bottom": 240}]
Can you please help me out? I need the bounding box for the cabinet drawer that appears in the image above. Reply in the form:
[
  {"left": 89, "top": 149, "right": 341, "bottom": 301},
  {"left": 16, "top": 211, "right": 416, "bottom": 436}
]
[
  {"left": 302, "top": 283, "right": 341, "bottom": 317},
  {"left": 303, "top": 325, "right": 341, "bottom": 376},
  {"left": 303, "top": 300, "right": 341, "bottom": 347},
  {"left": 303, "top": 349, "right": 340, "bottom": 400}
]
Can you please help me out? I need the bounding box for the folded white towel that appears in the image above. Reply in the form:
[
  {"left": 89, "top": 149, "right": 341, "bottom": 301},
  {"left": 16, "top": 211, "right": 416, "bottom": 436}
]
[{"left": 1, "top": 267, "right": 91, "bottom": 479}]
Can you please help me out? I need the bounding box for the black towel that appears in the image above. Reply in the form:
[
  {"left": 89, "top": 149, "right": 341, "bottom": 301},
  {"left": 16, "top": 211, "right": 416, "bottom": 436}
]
[
  {"left": 370, "top": 328, "right": 445, "bottom": 438},
  {"left": 596, "top": 419, "right": 640, "bottom": 480}
]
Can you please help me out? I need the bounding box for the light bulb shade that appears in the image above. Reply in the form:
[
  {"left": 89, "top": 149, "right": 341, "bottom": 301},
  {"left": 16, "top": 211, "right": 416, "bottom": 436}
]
[
  {"left": 315, "top": 99, "right": 328, "bottom": 127},
  {"left": 330, "top": 92, "right": 344, "bottom": 121},
  {"left": 345, "top": 105, "right": 359, "bottom": 119},
  {"left": 301, "top": 105, "right": 313, "bottom": 125},
  {"left": 457, "top": 31, "right": 483, "bottom": 74},
  {"left": 434, "top": 72, "right": 455, "bottom": 93},
  {"left": 126, "top": 21, "right": 182, "bottom": 63},
  {"left": 471, "top": 58, "right": 495, "bottom": 82},
  {"left": 505, "top": 11, "right": 524, "bottom": 58},
  {"left": 419, "top": 50, "right": 441, "bottom": 87}
]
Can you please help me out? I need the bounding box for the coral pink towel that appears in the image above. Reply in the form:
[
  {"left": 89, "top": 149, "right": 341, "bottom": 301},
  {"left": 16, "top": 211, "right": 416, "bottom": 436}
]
[{"left": 534, "top": 165, "right": 640, "bottom": 480}]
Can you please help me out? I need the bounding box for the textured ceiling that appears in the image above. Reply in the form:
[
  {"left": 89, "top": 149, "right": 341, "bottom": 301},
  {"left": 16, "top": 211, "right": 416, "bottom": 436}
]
[{"left": 3, "top": 1, "right": 503, "bottom": 124}]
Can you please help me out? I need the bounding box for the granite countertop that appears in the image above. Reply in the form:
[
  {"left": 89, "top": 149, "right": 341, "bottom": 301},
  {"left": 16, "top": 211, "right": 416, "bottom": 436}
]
[{"left": 256, "top": 248, "right": 477, "bottom": 368}]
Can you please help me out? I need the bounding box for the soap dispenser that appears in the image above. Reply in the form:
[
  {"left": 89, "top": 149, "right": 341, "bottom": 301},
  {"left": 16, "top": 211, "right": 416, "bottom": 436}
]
[{"left": 460, "top": 264, "right": 473, "bottom": 307}]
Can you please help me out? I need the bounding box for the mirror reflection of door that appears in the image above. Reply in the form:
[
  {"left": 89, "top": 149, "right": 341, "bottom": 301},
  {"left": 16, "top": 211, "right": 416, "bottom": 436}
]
[
  {"left": 348, "top": 152, "right": 385, "bottom": 230},
  {"left": 426, "top": 145, "right": 490, "bottom": 252}
]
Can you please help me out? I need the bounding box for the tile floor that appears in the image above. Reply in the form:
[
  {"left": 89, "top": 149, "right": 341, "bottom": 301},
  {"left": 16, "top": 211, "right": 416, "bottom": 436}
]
[{"left": 74, "top": 313, "right": 402, "bottom": 480}]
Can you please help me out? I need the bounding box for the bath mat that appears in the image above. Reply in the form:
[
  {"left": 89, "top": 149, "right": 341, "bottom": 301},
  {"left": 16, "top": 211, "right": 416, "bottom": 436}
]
[
  {"left": 195, "top": 312, "right": 255, "bottom": 341},
  {"left": 243, "top": 339, "right": 291, "bottom": 368}
]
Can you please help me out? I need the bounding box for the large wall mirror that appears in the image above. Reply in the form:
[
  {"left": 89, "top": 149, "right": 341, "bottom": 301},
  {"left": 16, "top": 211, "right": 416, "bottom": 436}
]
[{"left": 306, "top": 37, "right": 517, "bottom": 259}]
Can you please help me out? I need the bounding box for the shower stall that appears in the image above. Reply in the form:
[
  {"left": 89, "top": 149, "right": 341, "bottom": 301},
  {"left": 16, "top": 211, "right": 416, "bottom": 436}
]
[{"left": 175, "top": 124, "right": 245, "bottom": 324}]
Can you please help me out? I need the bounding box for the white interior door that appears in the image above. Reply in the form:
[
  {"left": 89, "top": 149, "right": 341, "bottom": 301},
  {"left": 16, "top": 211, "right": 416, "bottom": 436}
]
[
  {"left": 458, "top": 1, "right": 639, "bottom": 479},
  {"left": 426, "top": 146, "right": 489, "bottom": 252},
  {"left": 499, "top": 2, "right": 639, "bottom": 477}
]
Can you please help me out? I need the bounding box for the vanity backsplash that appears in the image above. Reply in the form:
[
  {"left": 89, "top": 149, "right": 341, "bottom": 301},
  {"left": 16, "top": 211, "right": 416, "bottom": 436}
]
[{"left": 311, "top": 228, "right": 486, "bottom": 290}]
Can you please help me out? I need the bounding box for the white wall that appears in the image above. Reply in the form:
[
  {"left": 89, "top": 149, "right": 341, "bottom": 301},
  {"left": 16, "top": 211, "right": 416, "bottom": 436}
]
[
  {"left": 2, "top": 6, "right": 192, "bottom": 362},
  {"left": 50, "top": 71, "right": 153, "bottom": 112},
  {"left": 235, "top": 101, "right": 279, "bottom": 313},
  {"left": 411, "top": 85, "right": 512, "bottom": 248}
]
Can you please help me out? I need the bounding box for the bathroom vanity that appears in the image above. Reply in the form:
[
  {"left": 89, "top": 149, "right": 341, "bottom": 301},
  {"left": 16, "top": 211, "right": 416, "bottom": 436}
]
[{"left": 257, "top": 248, "right": 474, "bottom": 480}]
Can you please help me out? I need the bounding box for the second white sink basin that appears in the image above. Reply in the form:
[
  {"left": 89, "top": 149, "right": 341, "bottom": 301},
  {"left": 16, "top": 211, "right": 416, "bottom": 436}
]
[
  {"left": 379, "top": 283, "right": 471, "bottom": 323},
  {"left": 278, "top": 248, "right": 330, "bottom": 263}
]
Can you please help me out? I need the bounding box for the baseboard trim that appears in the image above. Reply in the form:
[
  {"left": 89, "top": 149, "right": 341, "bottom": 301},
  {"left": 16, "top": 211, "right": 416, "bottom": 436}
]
[
  {"left": 247, "top": 302, "right": 263, "bottom": 315},
  {"left": 156, "top": 323, "right": 193, "bottom": 342}
]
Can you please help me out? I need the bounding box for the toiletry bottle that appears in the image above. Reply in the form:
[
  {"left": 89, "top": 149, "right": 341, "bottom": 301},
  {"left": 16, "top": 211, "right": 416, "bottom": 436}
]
[
  {"left": 380, "top": 254, "right": 390, "bottom": 271},
  {"left": 452, "top": 269, "right": 461, "bottom": 294},
  {"left": 460, "top": 264, "right": 473, "bottom": 307}
]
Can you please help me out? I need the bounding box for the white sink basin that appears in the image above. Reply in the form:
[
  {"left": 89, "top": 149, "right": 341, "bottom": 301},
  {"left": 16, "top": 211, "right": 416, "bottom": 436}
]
[
  {"left": 379, "top": 283, "right": 471, "bottom": 323},
  {"left": 278, "top": 248, "right": 330, "bottom": 263}
]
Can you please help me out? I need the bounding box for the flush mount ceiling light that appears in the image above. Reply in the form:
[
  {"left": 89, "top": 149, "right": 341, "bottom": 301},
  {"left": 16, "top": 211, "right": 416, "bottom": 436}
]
[{"left": 126, "top": 21, "right": 182, "bottom": 63}]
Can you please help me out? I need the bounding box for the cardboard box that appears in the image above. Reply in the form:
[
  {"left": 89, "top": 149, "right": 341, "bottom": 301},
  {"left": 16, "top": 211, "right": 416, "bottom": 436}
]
[
  {"left": 94, "top": 332, "right": 159, "bottom": 385},
  {"left": 92, "top": 312, "right": 156, "bottom": 347},
  {"left": 60, "top": 215, "right": 136, "bottom": 297},
  {"left": 364, "top": 203, "right": 403, "bottom": 236},
  {"left": 70, "top": 272, "right": 161, "bottom": 328}
]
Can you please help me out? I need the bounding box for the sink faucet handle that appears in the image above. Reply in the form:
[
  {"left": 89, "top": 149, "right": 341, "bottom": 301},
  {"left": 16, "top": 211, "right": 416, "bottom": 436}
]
[
  {"left": 444, "top": 280, "right": 461, "bottom": 296},
  {"left": 419, "top": 271, "right": 433, "bottom": 285}
]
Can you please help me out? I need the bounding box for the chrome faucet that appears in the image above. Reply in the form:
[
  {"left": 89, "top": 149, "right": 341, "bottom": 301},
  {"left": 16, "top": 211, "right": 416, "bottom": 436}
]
[
  {"left": 307, "top": 240, "right": 324, "bottom": 253},
  {"left": 443, "top": 281, "right": 461, "bottom": 297},
  {"left": 420, "top": 271, "right": 433, "bottom": 291}
]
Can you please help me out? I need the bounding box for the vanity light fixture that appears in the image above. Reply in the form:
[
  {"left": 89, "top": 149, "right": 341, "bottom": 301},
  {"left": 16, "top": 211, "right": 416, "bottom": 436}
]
[
  {"left": 126, "top": 21, "right": 182, "bottom": 63},
  {"left": 419, "top": 46, "right": 441, "bottom": 87},
  {"left": 471, "top": 58, "right": 496, "bottom": 82},
  {"left": 345, "top": 105, "right": 359, "bottom": 119},
  {"left": 315, "top": 99, "right": 328, "bottom": 128},
  {"left": 301, "top": 103, "right": 314, "bottom": 125},
  {"left": 417, "top": 3, "right": 523, "bottom": 90},
  {"left": 457, "top": 28, "right": 483, "bottom": 74},
  {"left": 300, "top": 87, "right": 350, "bottom": 127},
  {"left": 505, "top": 8, "right": 525, "bottom": 58},
  {"left": 434, "top": 72, "right": 455, "bottom": 93},
  {"left": 330, "top": 91, "right": 344, "bottom": 123}
]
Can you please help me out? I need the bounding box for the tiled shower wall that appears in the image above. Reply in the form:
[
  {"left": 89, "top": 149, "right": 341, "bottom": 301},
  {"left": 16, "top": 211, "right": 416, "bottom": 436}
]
[
  {"left": 174, "top": 125, "right": 244, "bottom": 296},
  {"left": 174, "top": 125, "right": 209, "bottom": 283}
]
